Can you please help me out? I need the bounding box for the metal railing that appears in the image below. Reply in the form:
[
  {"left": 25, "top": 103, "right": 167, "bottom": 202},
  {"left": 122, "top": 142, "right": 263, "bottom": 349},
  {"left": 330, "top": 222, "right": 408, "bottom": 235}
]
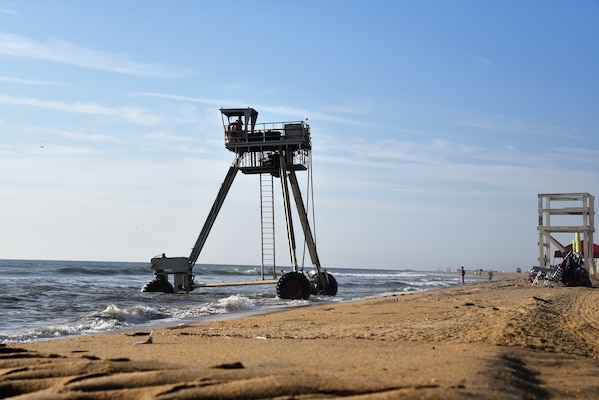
[{"left": 224, "top": 121, "right": 310, "bottom": 146}]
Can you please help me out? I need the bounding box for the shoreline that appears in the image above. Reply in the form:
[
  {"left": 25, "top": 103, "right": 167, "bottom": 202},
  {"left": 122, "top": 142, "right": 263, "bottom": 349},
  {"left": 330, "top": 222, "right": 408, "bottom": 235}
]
[
  {"left": 0, "top": 269, "right": 483, "bottom": 345},
  {"left": 3, "top": 274, "right": 598, "bottom": 399}
]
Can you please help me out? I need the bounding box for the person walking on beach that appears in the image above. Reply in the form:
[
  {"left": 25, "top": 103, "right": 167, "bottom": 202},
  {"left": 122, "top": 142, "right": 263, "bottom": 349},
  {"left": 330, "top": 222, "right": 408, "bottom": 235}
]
[
  {"left": 460, "top": 266, "right": 465, "bottom": 285},
  {"left": 488, "top": 270, "right": 493, "bottom": 281}
]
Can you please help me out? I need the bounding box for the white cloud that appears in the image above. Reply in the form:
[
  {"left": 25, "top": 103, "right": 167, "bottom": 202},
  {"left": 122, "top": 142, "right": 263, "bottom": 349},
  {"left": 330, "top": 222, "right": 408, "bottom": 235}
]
[
  {"left": 144, "top": 131, "right": 196, "bottom": 143},
  {"left": 142, "top": 131, "right": 209, "bottom": 154},
  {"left": 0, "top": 75, "right": 64, "bottom": 85},
  {"left": 0, "top": 94, "right": 163, "bottom": 126},
  {"left": 131, "top": 92, "right": 227, "bottom": 106},
  {"left": 0, "top": 32, "right": 186, "bottom": 78},
  {"left": 131, "top": 92, "right": 378, "bottom": 129},
  {"left": 457, "top": 115, "right": 577, "bottom": 139},
  {"left": 28, "top": 127, "right": 122, "bottom": 143},
  {"left": 0, "top": 4, "right": 17, "bottom": 15},
  {"left": 473, "top": 56, "right": 492, "bottom": 70},
  {"left": 33, "top": 144, "right": 95, "bottom": 155}
]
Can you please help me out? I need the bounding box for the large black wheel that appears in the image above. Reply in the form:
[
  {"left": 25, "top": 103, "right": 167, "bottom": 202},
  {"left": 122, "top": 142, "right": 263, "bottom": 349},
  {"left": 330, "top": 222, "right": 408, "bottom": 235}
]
[
  {"left": 310, "top": 272, "right": 338, "bottom": 296},
  {"left": 142, "top": 278, "right": 174, "bottom": 293},
  {"left": 277, "top": 272, "right": 311, "bottom": 300}
]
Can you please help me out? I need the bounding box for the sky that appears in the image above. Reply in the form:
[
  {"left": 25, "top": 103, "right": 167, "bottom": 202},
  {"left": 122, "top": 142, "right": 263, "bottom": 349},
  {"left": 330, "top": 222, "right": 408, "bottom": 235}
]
[{"left": 1, "top": 1, "right": 598, "bottom": 271}]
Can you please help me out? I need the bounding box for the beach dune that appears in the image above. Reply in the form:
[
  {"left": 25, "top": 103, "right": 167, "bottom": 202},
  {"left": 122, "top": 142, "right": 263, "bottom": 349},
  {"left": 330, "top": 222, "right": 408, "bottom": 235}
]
[{"left": 2, "top": 275, "right": 598, "bottom": 399}]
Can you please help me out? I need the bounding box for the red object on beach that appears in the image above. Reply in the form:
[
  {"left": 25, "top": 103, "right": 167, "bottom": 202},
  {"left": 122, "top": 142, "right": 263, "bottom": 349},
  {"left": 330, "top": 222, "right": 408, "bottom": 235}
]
[{"left": 554, "top": 241, "right": 599, "bottom": 258}]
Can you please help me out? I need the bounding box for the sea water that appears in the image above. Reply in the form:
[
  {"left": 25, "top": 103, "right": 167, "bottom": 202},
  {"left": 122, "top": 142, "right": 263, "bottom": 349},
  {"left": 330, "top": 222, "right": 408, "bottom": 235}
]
[{"left": 0, "top": 259, "right": 486, "bottom": 343}]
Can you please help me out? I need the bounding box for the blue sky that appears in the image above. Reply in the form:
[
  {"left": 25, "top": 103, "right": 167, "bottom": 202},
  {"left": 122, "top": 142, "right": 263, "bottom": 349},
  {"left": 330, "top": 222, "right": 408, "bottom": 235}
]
[{"left": 1, "top": 1, "right": 598, "bottom": 271}]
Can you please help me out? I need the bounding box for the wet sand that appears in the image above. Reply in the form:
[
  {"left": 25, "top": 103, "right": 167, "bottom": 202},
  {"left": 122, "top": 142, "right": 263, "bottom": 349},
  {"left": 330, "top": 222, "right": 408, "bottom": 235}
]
[{"left": 2, "top": 274, "right": 598, "bottom": 399}]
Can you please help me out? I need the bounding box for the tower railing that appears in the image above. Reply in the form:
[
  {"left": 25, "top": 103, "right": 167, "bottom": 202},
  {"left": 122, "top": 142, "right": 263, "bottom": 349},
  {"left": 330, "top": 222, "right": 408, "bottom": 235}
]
[{"left": 224, "top": 121, "right": 311, "bottom": 149}]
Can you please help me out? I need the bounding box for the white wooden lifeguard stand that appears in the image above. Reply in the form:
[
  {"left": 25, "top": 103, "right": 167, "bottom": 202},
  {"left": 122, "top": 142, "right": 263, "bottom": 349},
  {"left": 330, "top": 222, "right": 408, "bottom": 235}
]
[{"left": 537, "top": 193, "right": 596, "bottom": 277}]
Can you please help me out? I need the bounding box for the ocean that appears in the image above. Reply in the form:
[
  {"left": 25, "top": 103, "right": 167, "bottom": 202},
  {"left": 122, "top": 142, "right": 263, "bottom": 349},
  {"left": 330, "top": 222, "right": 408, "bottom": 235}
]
[{"left": 0, "top": 259, "right": 487, "bottom": 344}]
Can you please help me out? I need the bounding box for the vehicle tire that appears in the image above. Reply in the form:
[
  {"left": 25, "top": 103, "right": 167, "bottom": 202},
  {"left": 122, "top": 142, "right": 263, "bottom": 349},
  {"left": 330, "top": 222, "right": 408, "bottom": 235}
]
[
  {"left": 310, "top": 272, "right": 338, "bottom": 296},
  {"left": 277, "top": 272, "right": 310, "bottom": 300},
  {"left": 142, "top": 279, "right": 175, "bottom": 293}
]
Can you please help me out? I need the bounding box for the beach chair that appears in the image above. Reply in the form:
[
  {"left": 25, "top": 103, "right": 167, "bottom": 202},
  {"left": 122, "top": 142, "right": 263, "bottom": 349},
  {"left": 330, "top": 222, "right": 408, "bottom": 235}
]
[
  {"left": 529, "top": 266, "right": 548, "bottom": 287},
  {"left": 529, "top": 266, "right": 561, "bottom": 287},
  {"left": 543, "top": 266, "right": 563, "bottom": 287},
  {"left": 530, "top": 252, "right": 592, "bottom": 287}
]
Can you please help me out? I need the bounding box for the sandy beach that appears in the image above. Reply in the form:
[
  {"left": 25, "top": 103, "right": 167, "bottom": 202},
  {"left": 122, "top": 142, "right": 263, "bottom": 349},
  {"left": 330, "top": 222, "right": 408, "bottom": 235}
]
[{"left": 2, "top": 274, "right": 598, "bottom": 399}]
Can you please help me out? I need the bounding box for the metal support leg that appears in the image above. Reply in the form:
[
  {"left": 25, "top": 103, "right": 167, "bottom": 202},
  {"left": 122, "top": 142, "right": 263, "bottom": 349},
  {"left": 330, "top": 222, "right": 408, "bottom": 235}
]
[
  {"left": 287, "top": 166, "right": 322, "bottom": 276},
  {"left": 279, "top": 160, "right": 298, "bottom": 271},
  {"left": 188, "top": 154, "right": 241, "bottom": 269}
]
